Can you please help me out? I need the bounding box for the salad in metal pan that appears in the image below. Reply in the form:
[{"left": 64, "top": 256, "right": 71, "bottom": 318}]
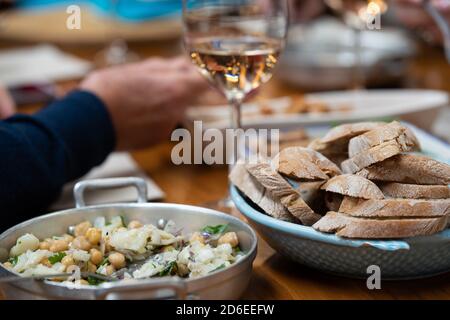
[{"left": 1, "top": 216, "right": 244, "bottom": 286}]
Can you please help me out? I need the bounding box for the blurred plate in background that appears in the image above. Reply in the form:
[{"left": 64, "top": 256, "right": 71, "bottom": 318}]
[
  {"left": 186, "top": 89, "right": 448, "bottom": 131},
  {"left": 279, "top": 18, "right": 415, "bottom": 90}
]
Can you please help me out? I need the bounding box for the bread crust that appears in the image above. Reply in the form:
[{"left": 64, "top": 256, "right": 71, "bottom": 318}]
[
  {"left": 348, "top": 121, "right": 419, "bottom": 157},
  {"left": 339, "top": 196, "right": 450, "bottom": 217},
  {"left": 341, "top": 139, "right": 408, "bottom": 174},
  {"left": 313, "top": 211, "right": 448, "bottom": 239},
  {"left": 357, "top": 154, "right": 450, "bottom": 185},
  {"left": 320, "top": 174, "right": 384, "bottom": 200},
  {"left": 229, "top": 161, "right": 297, "bottom": 222},
  {"left": 246, "top": 162, "right": 322, "bottom": 225},
  {"left": 380, "top": 182, "right": 450, "bottom": 199},
  {"left": 273, "top": 147, "right": 341, "bottom": 181}
]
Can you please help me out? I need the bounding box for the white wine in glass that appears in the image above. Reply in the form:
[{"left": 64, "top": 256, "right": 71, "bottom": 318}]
[{"left": 183, "top": 0, "right": 288, "bottom": 209}]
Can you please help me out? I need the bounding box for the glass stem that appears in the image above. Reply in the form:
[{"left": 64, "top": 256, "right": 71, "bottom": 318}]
[
  {"left": 228, "top": 97, "right": 243, "bottom": 168},
  {"left": 352, "top": 27, "right": 364, "bottom": 90}
]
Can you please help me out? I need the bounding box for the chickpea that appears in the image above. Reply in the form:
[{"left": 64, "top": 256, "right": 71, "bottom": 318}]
[
  {"left": 85, "top": 228, "right": 102, "bottom": 245},
  {"left": 87, "top": 261, "right": 97, "bottom": 273},
  {"left": 105, "top": 265, "right": 115, "bottom": 276},
  {"left": 177, "top": 263, "right": 189, "bottom": 277},
  {"left": 74, "top": 221, "right": 92, "bottom": 237},
  {"left": 117, "top": 227, "right": 127, "bottom": 233},
  {"left": 104, "top": 238, "right": 113, "bottom": 253},
  {"left": 41, "top": 258, "right": 52, "bottom": 267},
  {"left": 71, "top": 236, "right": 92, "bottom": 251},
  {"left": 3, "top": 262, "right": 12, "bottom": 269},
  {"left": 62, "top": 234, "right": 74, "bottom": 243},
  {"left": 108, "top": 252, "right": 126, "bottom": 269},
  {"left": 190, "top": 232, "right": 205, "bottom": 244},
  {"left": 61, "top": 255, "right": 75, "bottom": 267},
  {"left": 39, "top": 241, "right": 50, "bottom": 250},
  {"left": 49, "top": 239, "right": 69, "bottom": 252},
  {"left": 127, "top": 220, "right": 142, "bottom": 229},
  {"left": 89, "top": 248, "right": 103, "bottom": 265},
  {"left": 75, "top": 279, "right": 89, "bottom": 285},
  {"left": 218, "top": 232, "right": 239, "bottom": 247}
]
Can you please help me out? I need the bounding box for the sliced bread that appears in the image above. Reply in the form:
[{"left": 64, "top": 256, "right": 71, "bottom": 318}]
[
  {"left": 320, "top": 174, "right": 384, "bottom": 200},
  {"left": 313, "top": 211, "right": 448, "bottom": 239},
  {"left": 341, "top": 139, "right": 411, "bottom": 174},
  {"left": 273, "top": 147, "right": 341, "bottom": 181},
  {"left": 229, "top": 161, "right": 297, "bottom": 222},
  {"left": 246, "top": 162, "right": 322, "bottom": 225},
  {"left": 356, "top": 154, "right": 450, "bottom": 185},
  {"left": 348, "top": 121, "right": 420, "bottom": 157},
  {"left": 379, "top": 182, "right": 450, "bottom": 199},
  {"left": 339, "top": 196, "right": 450, "bottom": 218}
]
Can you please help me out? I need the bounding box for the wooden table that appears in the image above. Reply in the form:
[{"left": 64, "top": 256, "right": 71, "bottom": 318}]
[{"left": 1, "top": 35, "right": 450, "bottom": 299}]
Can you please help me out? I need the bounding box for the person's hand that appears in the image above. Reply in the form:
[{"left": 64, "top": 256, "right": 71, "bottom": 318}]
[
  {"left": 0, "top": 85, "right": 15, "bottom": 119},
  {"left": 80, "top": 57, "right": 208, "bottom": 150},
  {"left": 392, "top": 0, "right": 450, "bottom": 44}
]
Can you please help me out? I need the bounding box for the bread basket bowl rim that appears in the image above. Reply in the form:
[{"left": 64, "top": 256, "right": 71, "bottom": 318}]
[{"left": 230, "top": 185, "right": 450, "bottom": 251}]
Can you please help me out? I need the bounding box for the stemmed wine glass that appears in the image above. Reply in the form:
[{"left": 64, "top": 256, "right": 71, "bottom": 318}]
[
  {"left": 182, "top": 0, "right": 288, "bottom": 210},
  {"left": 324, "top": 0, "right": 388, "bottom": 89}
]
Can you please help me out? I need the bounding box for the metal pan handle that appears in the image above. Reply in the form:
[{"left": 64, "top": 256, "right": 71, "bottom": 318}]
[
  {"left": 74, "top": 177, "right": 148, "bottom": 208},
  {"left": 96, "top": 277, "right": 187, "bottom": 300}
]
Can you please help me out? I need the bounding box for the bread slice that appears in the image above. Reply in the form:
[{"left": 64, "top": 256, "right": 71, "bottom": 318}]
[
  {"left": 320, "top": 174, "right": 384, "bottom": 200},
  {"left": 272, "top": 147, "right": 341, "bottom": 181},
  {"left": 348, "top": 121, "right": 420, "bottom": 157},
  {"left": 246, "top": 162, "right": 322, "bottom": 225},
  {"left": 341, "top": 137, "right": 416, "bottom": 174},
  {"left": 339, "top": 196, "right": 450, "bottom": 218},
  {"left": 357, "top": 154, "right": 450, "bottom": 185},
  {"left": 229, "top": 161, "right": 297, "bottom": 222},
  {"left": 308, "top": 122, "right": 384, "bottom": 155},
  {"left": 313, "top": 211, "right": 448, "bottom": 239},
  {"left": 379, "top": 182, "right": 450, "bottom": 199}
]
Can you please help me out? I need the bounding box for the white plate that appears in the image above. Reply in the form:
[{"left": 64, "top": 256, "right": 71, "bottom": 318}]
[{"left": 186, "top": 89, "right": 448, "bottom": 130}]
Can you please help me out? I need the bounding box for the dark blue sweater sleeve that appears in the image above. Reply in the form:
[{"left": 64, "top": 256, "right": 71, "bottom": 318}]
[{"left": 0, "top": 90, "right": 116, "bottom": 231}]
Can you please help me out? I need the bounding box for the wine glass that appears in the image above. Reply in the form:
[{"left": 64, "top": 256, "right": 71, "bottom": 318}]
[
  {"left": 182, "top": 0, "right": 288, "bottom": 210},
  {"left": 324, "top": 0, "right": 388, "bottom": 89}
]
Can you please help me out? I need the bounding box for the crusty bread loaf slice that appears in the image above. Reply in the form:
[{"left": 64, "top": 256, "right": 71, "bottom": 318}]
[
  {"left": 339, "top": 196, "right": 450, "bottom": 217},
  {"left": 356, "top": 154, "right": 450, "bottom": 185},
  {"left": 246, "top": 162, "right": 322, "bottom": 225},
  {"left": 348, "top": 121, "right": 420, "bottom": 157},
  {"left": 341, "top": 139, "right": 410, "bottom": 174},
  {"left": 308, "top": 122, "right": 384, "bottom": 155},
  {"left": 229, "top": 161, "right": 297, "bottom": 222},
  {"left": 313, "top": 211, "right": 448, "bottom": 239},
  {"left": 272, "top": 147, "right": 341, "bottom": 181},
  {"left": 379, "top": 182, "right": 450, "bottom": 199},
  {"left": 320, "top": 174, "right": 384, "bottom": 200}
]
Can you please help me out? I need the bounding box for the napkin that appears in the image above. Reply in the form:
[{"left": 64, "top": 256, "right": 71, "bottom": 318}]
[
  {"left": 0, "top": 45, "right": 91, "bottom": 87},
  {"left": 51, "top": 152, "right": 165, "bottom": 210}
]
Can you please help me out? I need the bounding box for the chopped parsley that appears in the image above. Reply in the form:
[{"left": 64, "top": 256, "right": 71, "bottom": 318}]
[
  {"left": 158, "top": 261, "right": 177, "bottom": 277},
  {"left": 120, "top": 216, "right": 126, "bottom": 227},
  {"left": 48, "top": 252, "right": 66, "bottom": 264},
  {"left": 87, "top": 276, "right": 104, "bottom": 286},
  {"left": 8, "top": 256, "right": 18, "bottom": 266},
  {"left": 99, "top": 257, "right": 109, "bottom": 267},
  {"left": 201, "top": 224, "right": 228, "bottom": 235}
]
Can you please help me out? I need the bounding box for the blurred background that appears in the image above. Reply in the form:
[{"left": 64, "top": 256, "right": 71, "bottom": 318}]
[{"left": 0, "top": 0, "right": 450, "bottom": 141}]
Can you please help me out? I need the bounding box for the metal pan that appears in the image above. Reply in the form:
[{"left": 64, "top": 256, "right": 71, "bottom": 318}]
[{"left": 0, "top": 177, "right": 258, "bottom": 300}]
